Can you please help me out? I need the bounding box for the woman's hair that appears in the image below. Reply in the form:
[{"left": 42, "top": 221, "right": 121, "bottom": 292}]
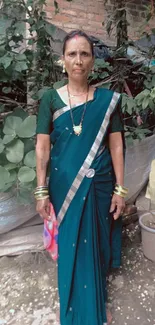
[{"left": 62, "top": 30, "right": 94, "bottom": 56}]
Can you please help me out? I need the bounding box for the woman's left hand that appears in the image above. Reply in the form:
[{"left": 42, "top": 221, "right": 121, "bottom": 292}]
[{"left": 110, "top": 193, "right": 125, "bottom": 220}]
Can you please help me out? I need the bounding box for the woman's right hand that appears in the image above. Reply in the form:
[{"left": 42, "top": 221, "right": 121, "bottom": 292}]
[{"left": 36, "top": 198, "right": 51, "bottom": 220}]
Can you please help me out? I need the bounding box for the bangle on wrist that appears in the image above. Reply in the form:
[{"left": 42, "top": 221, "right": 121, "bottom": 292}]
[
  {"left": 34, "top": 185, "right": 49, "bottom": 200},
  {"left": 114, "top": 183, "right": 128, "bottom": 198},
  {"left": 35, "top": 195, "right": 49, "bottom": 201}
]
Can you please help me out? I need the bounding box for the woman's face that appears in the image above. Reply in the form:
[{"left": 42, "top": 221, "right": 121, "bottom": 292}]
[{"left": 63, "top": 36, "right": 94, "bottom": 80}]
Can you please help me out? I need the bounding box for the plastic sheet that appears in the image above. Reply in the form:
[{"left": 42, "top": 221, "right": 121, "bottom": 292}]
[
  {"left": 1, "top": 134, "right": 155, "bottom": 255},
  {"left": 125, "top": 134, "right": 155, "bottom": 204},
  {"left": 0, "top": 192, "right": 36, "bottom": 235},
  {"left": 0, "top": 224, "right": 43, "bottom": 256}
]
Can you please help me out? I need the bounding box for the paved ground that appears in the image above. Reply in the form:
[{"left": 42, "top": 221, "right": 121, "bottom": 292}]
[{"left": 0, "top": 230, "right": 155, "bottom": 325}]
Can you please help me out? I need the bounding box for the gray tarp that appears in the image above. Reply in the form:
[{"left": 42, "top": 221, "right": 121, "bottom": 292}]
[
  {"left": 0, "top": 134, "right": 155, "bottom": 256},
  {"left": 125, "top": 134, "right": 155, "bottom": 203}
]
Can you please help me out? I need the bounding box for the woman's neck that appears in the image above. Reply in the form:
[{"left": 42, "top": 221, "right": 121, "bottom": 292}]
[{"left": 68, "top": 79, "right": 88, "bottom": 94}]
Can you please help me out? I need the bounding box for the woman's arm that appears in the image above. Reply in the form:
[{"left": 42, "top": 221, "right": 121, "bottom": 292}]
[
  {"left": 35, "top": 134, "right": 51, "bottom": 219},
  {"left": 109, "top": 132, "right": 125, "bottom": 219},
  {"left": 109, "top": 132, "right": 124, "bottom": 186},
  {"left": 36, "top": 134, "right": 50, "bottom": 186}
]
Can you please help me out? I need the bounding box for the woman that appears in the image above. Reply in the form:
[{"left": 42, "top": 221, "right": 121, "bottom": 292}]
[{"left": 35, "top": 30, "right": 127, "bottom": 325}]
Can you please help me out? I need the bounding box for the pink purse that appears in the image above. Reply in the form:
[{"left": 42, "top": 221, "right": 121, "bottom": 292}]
[{"left": 43, "top": 203, "right": 58, "bottom": 261}]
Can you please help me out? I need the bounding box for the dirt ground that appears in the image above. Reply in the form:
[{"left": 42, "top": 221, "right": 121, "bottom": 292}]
[{"left": 0, "top": 235, "right": 155, "bottom": 325}]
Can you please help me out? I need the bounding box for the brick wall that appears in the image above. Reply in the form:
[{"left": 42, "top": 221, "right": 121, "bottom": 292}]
[{"left": 46, "top": 0, "right": 155, "bottom": 44}]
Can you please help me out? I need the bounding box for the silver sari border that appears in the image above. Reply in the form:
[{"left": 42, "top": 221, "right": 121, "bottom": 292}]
[
  {"left": 53, "top": 105, "right": 70, "bottom": 121},
  {"left": 53, "top": 103, "right": 84, "bottom": 121},
  {"left": 57, "top": 92, "right": 121, "bottom": 226}
]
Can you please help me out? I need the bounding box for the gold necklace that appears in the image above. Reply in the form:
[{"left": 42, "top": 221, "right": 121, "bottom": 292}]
[
  {"left": 69, "top": 90, "right": 88, "bottom": 98},
  {"left": 67, "top": 85, "right": 89, "bottom": 136}
]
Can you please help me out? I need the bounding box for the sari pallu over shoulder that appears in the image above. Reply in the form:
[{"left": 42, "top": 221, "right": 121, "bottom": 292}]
[{"left": 49, "top": 88, "right": 121, "bottom": 226}]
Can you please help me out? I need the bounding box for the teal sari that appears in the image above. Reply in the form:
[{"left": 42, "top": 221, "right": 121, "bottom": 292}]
[{"left": 36, "top": 87, "right": 123, "bottom": 325}]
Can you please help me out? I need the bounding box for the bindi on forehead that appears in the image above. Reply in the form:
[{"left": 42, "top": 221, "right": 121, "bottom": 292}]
[{"left": 73, "top": 35, "right": 80, "bottom": 40}]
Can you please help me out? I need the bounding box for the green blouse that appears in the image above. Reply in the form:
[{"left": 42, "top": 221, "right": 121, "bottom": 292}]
[{"left": 36, "top": 88, "right": 124, "bottom": 135}]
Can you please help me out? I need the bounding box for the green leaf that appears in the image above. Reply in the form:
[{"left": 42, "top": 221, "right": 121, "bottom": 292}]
[
  {"left": 125, "top": 131, "right": 131, "bottom": 137},
  {"left": 121, "top": 94, "right": 128, "bottom": 109},
  {"left": 27, "top": 0, "right": 33, "bottom": 6},
  {"left": 24, "top": 150, "right": 36, "bottom": 168},
  {"left": 53, "top": 80, "right": 67, "bottom": 89},
  {"left": 0, "top": 166, "right": 10, "bottom": 189},
  {"left": 135, "top": 92, "right": 145, "bottom": 105},
  {"left": 7, "top": 170, "right": 17, "bottom": 183},
  {"left": 12, "top": 107, "right": 29, "bottom": 120},
  {"left": 100, "top": 72, "right": 109, "bottom": 79},
  {"left": 138, "top": 132, "right": 145, "bottom": 140},
  {"left": 2, "top": 134, "right": 16, "bottom": 144},
  {"left": 15, "top": 61, "right": 28, "bottom": 72},
  {"left": 0, "top": 182, "right": 14, "bottom": 192},
  {"left": 14, "top": 21, "right": 26, "bottom": 34},
  {"left": 2, "top": 87, "right": 12, "bottom": 94},
  {"left": 28, "top": 39, "right": 35, "bottom": 46},
  {"left": 16, "top": 54, "right": 27, "bottom": 61},
  {"left": 18, "top": 166, "right": 36, "bottom": 183},
  {"left": 45, "top": 23, "right": 56, "bottom": 36},
  {"left": 5, "top": 163, "right": 17, "bottom": 170},
  {"left": 0, "top": 152, "right": 8, "bottom": 166},
  {"left": 19, "top": 181, "right": 34, "bottom": 190},
  {"left": 142, "top": 97, "right": 149, "bottom": 109},
  {"left": 150, "top": 88, "right": 155, "bottom": 99},
  {"left": 23, "top": 138, "right": 35, "bottom": 155},
  {"left": 17, "top": 116, "right": 36, "bottom": 138},
  {"left": 126, "top": 98, "right": 134, "bottom": 115},
  {"left": 0, "top": 56, "right": 12, "bottom": 69},
  {"left": 149, "top": 99, "right": 155, "bottom": 110},
  {"left": 100, "top": 83, "right": 111, "bottom": 89},
  {"left": 3, "top": 116, "right": 22, "bottom": 135},
  {"left": 94, "top": 58, "right": 107, "bottom": 69},
  {"left": 6, "top": 139, "right": 24, "bottom": 163},
  {"left": 143, "top": 89, "right": 150, "bottom": 96},
  {"left": 37, "top": 87, "right": 51, "bottom": 100},
  {"left": 0, "top": 139, "right": 5, "bottom": 153}
]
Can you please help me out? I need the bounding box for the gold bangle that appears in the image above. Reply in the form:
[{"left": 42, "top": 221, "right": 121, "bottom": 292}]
[
  {"left": 35, "top": 195, "right": 49, "bottom": 201},
  {"left": 34, "top": 186, "right": 48, "bottom": 192},
  {"left": 34, "top": 190, "right": 49, "bottom": 195},
  {"left": 35, "top": 186, "right": 48, "bottom": 191},
  {"left": 115, "top": 184, "right": 128, "bottom": 193},
  {"left": 114, "top": 190, "right": 127, "bottom": 198},
  {"left": 115, "top": 187, "right": 128, "bottom": 195},
  {"left": 34, "top": 193, "right": 49, "bottom": 198}
]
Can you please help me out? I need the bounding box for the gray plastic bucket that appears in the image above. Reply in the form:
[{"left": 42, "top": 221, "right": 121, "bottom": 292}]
[{"left": 139, "top": 212, "right": 155, "bottom": 262}]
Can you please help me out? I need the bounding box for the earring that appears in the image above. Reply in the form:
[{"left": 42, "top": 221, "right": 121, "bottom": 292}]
[
  {"left": 91, "top": 68, "right": 94, "bottom": 74},
  {"left": 63, "top": 64, "right": 66, "bottom": 73}
]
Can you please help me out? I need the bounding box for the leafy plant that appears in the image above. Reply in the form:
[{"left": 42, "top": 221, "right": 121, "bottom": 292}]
[
  {"left": 0, "top": 0, "right": 62, "bottom": 201},
  {"left": 0, "top": 0, "right": 62, "bottom": 113},
  {"left": 0, "top": 109, "right": 37, "bottom": 202}
]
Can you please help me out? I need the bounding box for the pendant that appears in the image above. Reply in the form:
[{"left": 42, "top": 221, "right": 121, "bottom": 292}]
[{"left": 73, "top": 124, "right": 82, "bottom": 136}]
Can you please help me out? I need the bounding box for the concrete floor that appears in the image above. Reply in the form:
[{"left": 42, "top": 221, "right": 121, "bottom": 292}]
[{"left": 0, "top": 236, "right": 155, "bottom": 325}]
